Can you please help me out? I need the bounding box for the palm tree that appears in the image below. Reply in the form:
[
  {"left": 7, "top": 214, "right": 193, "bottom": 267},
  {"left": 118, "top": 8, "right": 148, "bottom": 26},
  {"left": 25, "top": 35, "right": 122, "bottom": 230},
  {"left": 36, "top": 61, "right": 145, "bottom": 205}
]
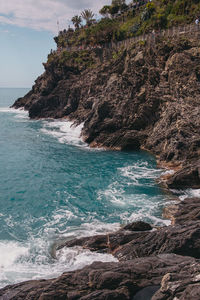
[
  {"left": 99, "top": 5, "right": 111, "bottom": 18},
  {"left": 81, "top": 9, "right": 95, "bottom": 26},
  {"left": 71, "top": 15, "right": 82, "bottom": 29}
]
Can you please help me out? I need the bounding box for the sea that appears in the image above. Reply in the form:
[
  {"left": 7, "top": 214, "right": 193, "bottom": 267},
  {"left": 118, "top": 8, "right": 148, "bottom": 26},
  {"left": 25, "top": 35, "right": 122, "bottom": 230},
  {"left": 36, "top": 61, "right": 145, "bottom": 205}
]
[{"left": 0, "top": 88, "right": 197, "bottom": 288}]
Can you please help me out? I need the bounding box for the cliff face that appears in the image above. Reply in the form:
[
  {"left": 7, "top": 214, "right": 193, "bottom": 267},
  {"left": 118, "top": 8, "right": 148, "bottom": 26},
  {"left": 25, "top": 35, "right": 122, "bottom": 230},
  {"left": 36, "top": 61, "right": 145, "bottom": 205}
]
[
  {"left": 4, "top": 33, "right": 200, "bottom": 300},
  {"left": 13, "top": 36, "right": 200, "bottom": 188}
]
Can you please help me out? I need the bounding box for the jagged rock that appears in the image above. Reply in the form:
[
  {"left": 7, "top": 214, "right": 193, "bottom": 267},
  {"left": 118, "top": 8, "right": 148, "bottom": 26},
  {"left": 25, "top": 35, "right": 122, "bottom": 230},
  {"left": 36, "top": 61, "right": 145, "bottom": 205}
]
[
  {"left": 0, "top": 254, "right": 199, "bottom": 300},
  {"left": 152, "top": 271, "right": 200, "bottom": 300},
  {"left": 123, "top": 221, "right": 152, "bottom": 231},
  {"left": 56, "top": 221, "right": 152, "bottom": 253},
  {"left": 12, "top": 37, "right": 200, "bottom": 187},
  {"left": 166, "top": 160, "right": 200, "bottom": 189},
  {"left": 9, "top": 34, "right": 200, "bottom": 299},
  {"left": 114, "top": 221, "right": 200, "bottom": 260},
  {"left": 163, "top": 197, "right": 200, "bottom": 225}
]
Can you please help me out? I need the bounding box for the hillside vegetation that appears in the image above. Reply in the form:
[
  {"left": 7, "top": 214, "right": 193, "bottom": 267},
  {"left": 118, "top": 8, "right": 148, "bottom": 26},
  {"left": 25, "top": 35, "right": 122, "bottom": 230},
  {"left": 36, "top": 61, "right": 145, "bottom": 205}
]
[{"left": 54, "top": 0, "right": 200, "bottom": 49}]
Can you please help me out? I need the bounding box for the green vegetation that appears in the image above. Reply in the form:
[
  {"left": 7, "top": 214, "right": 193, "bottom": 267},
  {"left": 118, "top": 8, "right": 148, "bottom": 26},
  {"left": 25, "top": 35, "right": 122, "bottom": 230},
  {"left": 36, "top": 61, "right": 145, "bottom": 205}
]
[
  {"left": 71, "top": 15, "right": 82, "bottom": 29},
  {"left": 52, "top": 0, "right": 200, "bottom": 53},
  {"left": 81, "top": 9, "right": 95, "bottom": 26},
  {"left": 46, "top": 49, "right": 95, "bottom": 69}
]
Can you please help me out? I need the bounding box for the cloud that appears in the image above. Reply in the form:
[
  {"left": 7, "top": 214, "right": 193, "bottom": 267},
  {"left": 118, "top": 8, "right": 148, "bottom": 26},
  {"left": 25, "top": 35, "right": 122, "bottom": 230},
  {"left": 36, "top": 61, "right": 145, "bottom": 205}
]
[{"left": 0, "top": 0, "right": 111, "bottom": 33}]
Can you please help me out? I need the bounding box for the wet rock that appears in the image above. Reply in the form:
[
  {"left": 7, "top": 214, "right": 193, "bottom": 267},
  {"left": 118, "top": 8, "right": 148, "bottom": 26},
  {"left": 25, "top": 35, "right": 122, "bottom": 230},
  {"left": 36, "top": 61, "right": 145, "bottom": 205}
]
[
  {"left": 56, "top": 222, "right": 152, "bottom": 253},
  {"left": 123, "top": 221, "right": 152, "bottom": 231},
  {"left": 0, "top": 254, "right": 199, "bottom": 300},
  {"left": 114, "top": 221, "right": 200, "bottom": 260},
  {"left": 163, "top": 197, "right": 200, "bottom": 225}
]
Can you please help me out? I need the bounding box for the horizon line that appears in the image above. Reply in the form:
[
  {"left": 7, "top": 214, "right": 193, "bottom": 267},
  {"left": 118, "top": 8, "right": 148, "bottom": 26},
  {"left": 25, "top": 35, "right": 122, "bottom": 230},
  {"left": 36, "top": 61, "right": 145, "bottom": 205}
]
[{"left": 0, "top": 87, "right": 31, "bottom": 89}]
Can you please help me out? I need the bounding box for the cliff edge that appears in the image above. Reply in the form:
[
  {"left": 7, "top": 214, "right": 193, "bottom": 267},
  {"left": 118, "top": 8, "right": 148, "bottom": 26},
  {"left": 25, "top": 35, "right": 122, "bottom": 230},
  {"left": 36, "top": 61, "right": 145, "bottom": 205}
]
[{"left": 13, "top": 34, "right": 200, "bottom": 189}]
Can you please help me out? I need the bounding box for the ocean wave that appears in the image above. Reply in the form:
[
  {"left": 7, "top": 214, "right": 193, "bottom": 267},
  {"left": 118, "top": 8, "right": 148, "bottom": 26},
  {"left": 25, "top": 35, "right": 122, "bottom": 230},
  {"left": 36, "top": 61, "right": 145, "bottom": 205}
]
[
  {"left": 0, "top": 235, "right": 117, "bottom": 288},
  {"left": 119, "top": 161, "right": 162, "bottom": 186},
  {"left": 40, "top": 120, "right": 88, "bottom": 148},
  {"left": 0, "top": 107, "right": 28, "bottom": 115},
  {"left": 171, "top": 188, "right": 200, "bottom": 201}
]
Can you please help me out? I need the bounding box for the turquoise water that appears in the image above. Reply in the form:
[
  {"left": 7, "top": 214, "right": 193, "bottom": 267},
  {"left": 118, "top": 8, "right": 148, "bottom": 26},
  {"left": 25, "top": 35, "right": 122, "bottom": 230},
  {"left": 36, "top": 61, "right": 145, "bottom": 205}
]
[{"left": 0, "top": 88, "right": 171, "bottom": 287}]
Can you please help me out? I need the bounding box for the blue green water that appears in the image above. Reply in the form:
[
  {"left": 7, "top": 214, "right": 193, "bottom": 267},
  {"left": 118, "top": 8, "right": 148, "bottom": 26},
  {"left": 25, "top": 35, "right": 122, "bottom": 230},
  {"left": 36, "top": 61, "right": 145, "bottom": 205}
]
[{"left": 0, "top": 88, "right": 171, "bottom": 287}]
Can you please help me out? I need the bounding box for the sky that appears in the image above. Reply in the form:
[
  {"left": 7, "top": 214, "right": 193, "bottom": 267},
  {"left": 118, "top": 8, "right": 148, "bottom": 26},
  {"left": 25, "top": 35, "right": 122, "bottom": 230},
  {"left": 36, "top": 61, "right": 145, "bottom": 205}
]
[{"left": 0, "top": 0, "right": 114, "bottom": 88}]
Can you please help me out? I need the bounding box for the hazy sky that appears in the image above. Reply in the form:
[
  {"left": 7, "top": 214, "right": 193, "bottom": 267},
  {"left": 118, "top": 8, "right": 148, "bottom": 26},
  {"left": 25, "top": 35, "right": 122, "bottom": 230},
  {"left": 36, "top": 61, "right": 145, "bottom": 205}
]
[{"left": 0, "top": 0, "right": 113, "bottom": 87}]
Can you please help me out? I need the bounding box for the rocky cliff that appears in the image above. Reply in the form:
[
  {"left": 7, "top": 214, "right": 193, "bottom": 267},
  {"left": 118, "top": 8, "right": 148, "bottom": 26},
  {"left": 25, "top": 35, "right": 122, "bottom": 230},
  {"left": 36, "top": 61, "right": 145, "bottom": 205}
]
[
  {"left": 4, "top": 33, "right": 200, "bottom": 299},
  {"left": 13, "top": 35, "right": 200, "bottom": 189}
]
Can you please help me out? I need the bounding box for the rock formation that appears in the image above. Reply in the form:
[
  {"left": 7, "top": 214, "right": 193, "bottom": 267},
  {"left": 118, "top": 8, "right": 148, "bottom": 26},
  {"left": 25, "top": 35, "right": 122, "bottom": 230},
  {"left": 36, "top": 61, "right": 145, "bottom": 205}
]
[
  {"left": 12, "top": 35, "right": 200, "bottom": 189},
  {"left": 2, "top": 31, "right": 199, "bottom": 299},
  {"left": 1, "top": 254, "right": 199, "bottom": 300}
]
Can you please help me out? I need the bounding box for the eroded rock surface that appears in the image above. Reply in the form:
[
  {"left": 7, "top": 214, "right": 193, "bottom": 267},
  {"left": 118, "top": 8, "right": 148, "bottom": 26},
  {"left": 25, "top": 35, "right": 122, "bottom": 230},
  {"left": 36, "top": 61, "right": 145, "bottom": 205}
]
[
  {"left": 0, "top": 254, "right": 199, "bottom": 300},
  {"left": 152, "top": 271, "right": 200, "bottom": 300},
  {"left": 114, "top": 221, "right": 200, "bottom": 261},
  {"left": 163, "top": 197, "right": 200, "bottom": 225},
  {"left": 56, "top": 221, "right": 152, "bottom": 253}
]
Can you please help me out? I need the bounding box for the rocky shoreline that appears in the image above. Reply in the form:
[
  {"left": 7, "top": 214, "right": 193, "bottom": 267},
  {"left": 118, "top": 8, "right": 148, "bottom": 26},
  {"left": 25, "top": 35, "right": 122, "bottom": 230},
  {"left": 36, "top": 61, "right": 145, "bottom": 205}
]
[
  {"left": 12, "top": 34, "right": 200, "bottom": 189},
  {"left": 1, "top": 34, "right": 200, "bottom": 299},
  {"left": 1, "top": 201, "right": 200, "bottom": 299}
]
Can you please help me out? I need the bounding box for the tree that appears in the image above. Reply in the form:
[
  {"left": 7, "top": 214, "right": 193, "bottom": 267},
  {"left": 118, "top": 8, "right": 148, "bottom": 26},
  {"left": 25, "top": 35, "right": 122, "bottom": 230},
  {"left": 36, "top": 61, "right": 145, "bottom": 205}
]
[
  {"left": 71, "top": 15, "right": 82, "bottom": 29},
  {"left": 99, "top": 5, "right": 111, "bottom": 18},
  {"left": 81, "top": 9, "right": 95, "bottom": 25},
  {"left": 109, "top": 0, "right": 127, "bottom": 16}
]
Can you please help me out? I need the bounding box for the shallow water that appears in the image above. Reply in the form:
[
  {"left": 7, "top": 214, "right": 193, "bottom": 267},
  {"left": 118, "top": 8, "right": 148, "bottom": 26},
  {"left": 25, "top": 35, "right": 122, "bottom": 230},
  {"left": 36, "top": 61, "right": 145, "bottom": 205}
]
[{"left": 0, "top": 88, "right": 174, "bottom": 287}]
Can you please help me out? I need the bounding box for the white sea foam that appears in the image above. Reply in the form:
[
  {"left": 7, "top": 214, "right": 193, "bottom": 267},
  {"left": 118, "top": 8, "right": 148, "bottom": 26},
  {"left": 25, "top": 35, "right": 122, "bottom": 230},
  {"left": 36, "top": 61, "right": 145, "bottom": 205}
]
[
  {"left": 161, "top": 169, "right": 175, "bottom": 176},
  {"left": 76, "top": 221, "right": 121, "bottom": 236},
  {"left": 0, "top": 237, "right": 117, "bottom": 288},
  {"left": 120, "top": 210, "right": 171, "bottom": 226},
  {"left": 0, "top": 241, "right": 28, "bottom": 269},
  {"left": 41, "top": 120, "right": 88, "bottom": 148},
  {"left": 119, "top": 161, "right": 162, "bottom": 186},
  {"left": 97, "top": 160, "right": 171, "bottom": 226},
  {"left": 0, "top": 107, "right": 27, "bottom": 115},
  {"left": 174, "top": 188, "right": 200, "bottom": 201},
  {"left": 56, "top": 246, "right": 118, "bottom": 271}
]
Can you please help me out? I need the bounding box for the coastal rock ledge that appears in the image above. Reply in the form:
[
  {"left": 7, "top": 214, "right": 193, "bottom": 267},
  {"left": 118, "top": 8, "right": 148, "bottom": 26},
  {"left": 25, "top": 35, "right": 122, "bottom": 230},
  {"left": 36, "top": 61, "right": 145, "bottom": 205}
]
[
  {"left": 1, "top": 205, "right": 200, "bottom": 299},
  {"left": 0, "top": 254, "right": 200, "bottom": 300}
]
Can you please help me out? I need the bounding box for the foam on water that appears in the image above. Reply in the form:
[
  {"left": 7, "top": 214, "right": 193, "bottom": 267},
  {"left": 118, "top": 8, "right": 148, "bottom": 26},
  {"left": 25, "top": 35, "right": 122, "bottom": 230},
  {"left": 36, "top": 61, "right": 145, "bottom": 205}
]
[
  {"left": 172, "top": 188, "right": 200, "bottom": 201},
  {"left": 97, "top": 160, "right": 171, "bottom": 226},
  {"left": 0, "top": 217, "right": 120, "bottom": 288},
  {"left": 0, "top": 107, "right": 28, "bottom": 116},
  {"left": 41, "top": 120, "right": 87, "bottom": 148},
  {"left": 119, "top": 161, "right": 162, "bottom": 186},
  {"left": 0, "top": 238, "right": 117, "bottom": 288}
]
